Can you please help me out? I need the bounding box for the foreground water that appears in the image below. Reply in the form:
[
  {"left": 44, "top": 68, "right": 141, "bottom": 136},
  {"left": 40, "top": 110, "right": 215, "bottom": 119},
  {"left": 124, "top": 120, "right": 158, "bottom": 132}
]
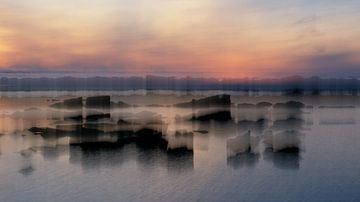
[{"left": 0, "top": 92, "right": 360, "bottom": 202}]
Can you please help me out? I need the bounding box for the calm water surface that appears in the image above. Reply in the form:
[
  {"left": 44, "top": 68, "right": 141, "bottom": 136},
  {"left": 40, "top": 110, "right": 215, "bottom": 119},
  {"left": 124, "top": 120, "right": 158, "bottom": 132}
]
[{"left": 0, "top": 92, "right": 360, "bottom": 202}]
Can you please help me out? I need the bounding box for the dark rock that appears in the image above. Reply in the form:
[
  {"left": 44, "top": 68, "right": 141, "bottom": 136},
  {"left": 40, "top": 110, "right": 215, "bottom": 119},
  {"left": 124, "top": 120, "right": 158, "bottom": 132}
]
[
  {"left": 193, "top": 130, "right": 209, "bottom": 134},
  {"left": 50, "top": 97, "right": 83, "bottom": 109},
  {"left": 277, "top": 147, "right": 300, "bottom": 153},
  {"left": 117, "top": 101, "right": 132, "bottom": 108},
  {"left": 256, "top": 102, "right": 272, "bottom": 108},
  {"left": 191, "top": 111, "right": 232, "bottom": 121},
  {"left": 64, "top": 115, "right": 83, "bottom": 122},
  {"left": 29, "top": 125, "right": 168, "bottom": 149},
  {"left": 117, "top": 119, "right": 131, "bottom": 125},
  {"left": 274, "top": 101, "right": 305, "bottom": 109},
  {"left": 134, "top": 128, "right": 168, "bottom": 149},
  {"left": 85, "top": 113, "right": 110, "bottom": 121},
  {"left": 29, "top": 127, "right": 62, "bottom": 136},
  {"left": 85, "top": 96, "right": 110, "bottom": 109},
  {"left": 175, "top": 94, "right": 231, "bottom": 108}
]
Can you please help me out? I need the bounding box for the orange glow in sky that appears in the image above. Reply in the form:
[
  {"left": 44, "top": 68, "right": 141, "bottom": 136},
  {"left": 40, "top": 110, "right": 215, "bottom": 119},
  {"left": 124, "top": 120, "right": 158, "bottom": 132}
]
[{"left": 0, "top": 0, "right": 359, "bottom": 77}]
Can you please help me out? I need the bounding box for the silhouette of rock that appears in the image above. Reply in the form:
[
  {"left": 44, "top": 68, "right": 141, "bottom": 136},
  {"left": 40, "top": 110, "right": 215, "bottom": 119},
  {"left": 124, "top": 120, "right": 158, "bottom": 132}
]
[
  {"left": 85, "top": 113, "right": 110, "bottom": 122},
  {"left": 64, "top": 115, "right": 83, "bottom": 122},
  {"left": 28, "top": 125, "right": 168, "bottom": 149},
  {"left": 175, "top": 94, "right": 231, "bottom": 108},
  {"left": 274, "top": 101, "right": 305, "bottom": 109},
  {"left": 191, "top": 111, "right": 232, "bottom": 121},
  {"left": 256, "top": 102, "right": 272, "bottom": 108},
  {"left": 193, "top": 130, "right": 209, "bottom": 134},
  {"left": 50, "top": 97, "right": 83, "bottom": 109},
  {"left": 117, "top": 119, "right": 131, "bottom": 125},
  {"left": 85, "top": 96, "right": 110, "bottom": 109}
]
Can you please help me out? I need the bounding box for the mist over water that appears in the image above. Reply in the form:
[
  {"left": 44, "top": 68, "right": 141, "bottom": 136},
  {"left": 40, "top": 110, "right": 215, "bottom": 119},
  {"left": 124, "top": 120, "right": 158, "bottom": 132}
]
[{"left": 0, "top": 92, "right": 360, "bottom": 201}]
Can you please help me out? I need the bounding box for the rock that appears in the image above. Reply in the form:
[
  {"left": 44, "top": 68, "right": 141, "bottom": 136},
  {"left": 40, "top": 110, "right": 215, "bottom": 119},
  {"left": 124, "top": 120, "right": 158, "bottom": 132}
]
[
  {"left": 85, "top": 113, "right": 111, "bottom": 122},
  {"left": 85, "top": 96, "right": 110, "bottom": 109},
  {"left": 64, "top": 115, "right": 83, "bottom": 122},
  {"left": 175, "top": 94, "right": 231, "bottom": 108},
  {"left": 116, "top": 101, "right": 132, "bottom": 108},
  {"left": 50, "top": 97, "right": 83, "bottom": 109},
  {"left": 193, "top": 130, "right": 209, "bottom": 134},
  {"left": 191, "top": 111, "right": 232, "bottom": 121},
  {"left": 274, "top": 101, "right": 305, "bottom": 109},
  {"left": 256, "top": 102, "right": 272, "bottom": 108},
  {"left": 117, "top": 119, "right": 131, "bottom": 125}
]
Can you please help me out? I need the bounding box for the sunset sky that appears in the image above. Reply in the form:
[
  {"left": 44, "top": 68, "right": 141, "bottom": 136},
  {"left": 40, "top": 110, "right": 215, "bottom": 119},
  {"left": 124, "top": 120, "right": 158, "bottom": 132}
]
[{"left": 0, "top": 0, "right": 359, "bottom": 78}]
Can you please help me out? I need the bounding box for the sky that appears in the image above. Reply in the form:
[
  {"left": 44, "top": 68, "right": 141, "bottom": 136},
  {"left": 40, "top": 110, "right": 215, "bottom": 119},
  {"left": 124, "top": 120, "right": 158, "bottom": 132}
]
[{"left": 0, "top": 0, "right": 359, "bottom": 78}]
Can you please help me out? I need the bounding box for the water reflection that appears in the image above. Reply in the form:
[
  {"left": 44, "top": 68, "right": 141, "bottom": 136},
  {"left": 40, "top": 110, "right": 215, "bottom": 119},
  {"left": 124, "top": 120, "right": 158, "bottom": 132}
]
[
  {"left": 263, "top": 148, "right": 301, "bottom": 170},
  {"left": 227, "top": 152, "right": 260, "bottom": 169},
  {"left": 226, "top": 100, "right": 311, "bottom": 170},
  {"left": 319, "top": 106, "right": 356, "bottom": 125},
  {"left": 18, "top": 147, "right": 37, "bottom": 176},
  {"left": 0, "top": 133, "right": 3, "bottom": 156}
]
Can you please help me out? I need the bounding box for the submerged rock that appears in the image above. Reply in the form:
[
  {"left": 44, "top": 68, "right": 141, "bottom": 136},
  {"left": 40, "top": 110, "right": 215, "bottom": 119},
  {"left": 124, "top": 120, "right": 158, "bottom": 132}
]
[{"left": 175, "top": 94, "right": 231, "bottom": 108}]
